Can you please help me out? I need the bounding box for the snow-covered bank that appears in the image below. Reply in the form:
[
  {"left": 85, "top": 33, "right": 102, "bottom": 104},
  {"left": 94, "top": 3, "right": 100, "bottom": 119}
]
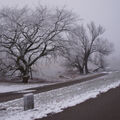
[
  {"left": 0, "top": 83, "right": 53, "bottom": 93},
  {"left": 0, "top": 72, "right": 120, "bottom": 120}
]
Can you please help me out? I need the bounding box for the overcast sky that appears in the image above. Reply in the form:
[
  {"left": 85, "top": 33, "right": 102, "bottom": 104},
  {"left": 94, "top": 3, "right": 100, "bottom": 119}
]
[{"left": 0, "top": 0, "right": 120, "bottom": 67}]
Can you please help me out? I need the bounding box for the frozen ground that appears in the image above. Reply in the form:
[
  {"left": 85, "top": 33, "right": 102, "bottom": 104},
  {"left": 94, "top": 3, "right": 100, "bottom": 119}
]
[
  {"left": 0, "top": 72, "right": 106, "bottom": 93},
  {"left": 0, "top": 75, "right": 86, "bottom": 93},
  {"left": 0, "top": 71, "right": 120, "bottom": 120}
]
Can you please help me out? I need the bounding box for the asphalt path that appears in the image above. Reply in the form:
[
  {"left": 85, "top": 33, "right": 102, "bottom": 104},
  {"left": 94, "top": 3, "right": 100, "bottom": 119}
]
[{"left": 0, "top": 73, "right": 106, "bottom": 103}]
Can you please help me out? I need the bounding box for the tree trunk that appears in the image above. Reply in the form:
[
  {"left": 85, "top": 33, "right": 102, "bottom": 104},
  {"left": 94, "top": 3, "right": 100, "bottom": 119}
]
[
  {"left": 77, "top": 60, "right": 84, "bottom": 74},
  {"left": 84, "top": 57, "right": 89, "bottom": 74},
  {"left": 21, "top": 66, "right": 30, "bottom": 83},
  {"left": 78, "top": 67, "right": 84, "bottom": 74},
  {"left": 30, "top": 67, "right": 33, "bottom": 80},
  {"left": 22, "top": 76, "right": 30, "bottom": 83},
  {"left": 22, "top": 69, "right": 30, "bottom": 83},
  {"left": 84, "top": 53, "right": 89, "bottom": 74},
  {"left": 85, "top": 62, "right": 89, "bottom": 74}
]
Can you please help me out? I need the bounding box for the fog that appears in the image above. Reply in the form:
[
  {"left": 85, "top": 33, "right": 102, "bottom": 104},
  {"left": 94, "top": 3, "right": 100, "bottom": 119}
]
[{"left": 0, "top": 0, "right": 120, "bottom": 70}]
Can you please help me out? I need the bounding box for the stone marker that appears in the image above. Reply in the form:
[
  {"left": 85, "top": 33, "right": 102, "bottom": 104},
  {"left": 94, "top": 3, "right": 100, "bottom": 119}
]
[{"left": 24, "top": 93, "right": 34, "bottom": 111}]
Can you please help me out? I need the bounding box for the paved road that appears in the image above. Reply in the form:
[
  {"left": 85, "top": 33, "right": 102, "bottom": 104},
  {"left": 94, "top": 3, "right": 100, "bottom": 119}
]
[
  {"left": 36, "top": 86, "right": 120, "bottom": 120},
  {"left": 0, "top": 73, "right": 106, "bottom": 103}
]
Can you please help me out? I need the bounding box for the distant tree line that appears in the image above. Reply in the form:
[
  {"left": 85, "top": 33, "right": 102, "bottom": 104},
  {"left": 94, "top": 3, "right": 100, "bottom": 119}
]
[{"left": 0, "top": 5, "right": 113, "bottom": 83}]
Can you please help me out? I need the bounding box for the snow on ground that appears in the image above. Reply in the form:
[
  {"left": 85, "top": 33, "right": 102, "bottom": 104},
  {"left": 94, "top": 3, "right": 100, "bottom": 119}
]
[
  {"left": 0, "top": 72, "right": 107, "bottom": 93},
  {"left": 0, "top": 83, "right": 53, "bottom": 93},
  {"left": 0, "top": 71, "right": 120, "bottom": 120},
  {"left": 0, "top": 74, "right": 93, "bottom": 93}
]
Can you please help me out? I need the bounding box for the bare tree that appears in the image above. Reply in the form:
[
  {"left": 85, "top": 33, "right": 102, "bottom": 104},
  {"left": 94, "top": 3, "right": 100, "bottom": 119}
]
[
  {"left": 89, "top": 53, "right": 107, "bottom": 72},
  {"left": 91, "top": 39, "right": 113, "bottom": 71},
  {"left": 61, "top": 33, "right": 85, "bottom": 74},
  {"left": 62, "top": 22, "right": 113, "bottom": 74},
  {"left": 0, "top": 6, "right": 76, "bottom": 83}
]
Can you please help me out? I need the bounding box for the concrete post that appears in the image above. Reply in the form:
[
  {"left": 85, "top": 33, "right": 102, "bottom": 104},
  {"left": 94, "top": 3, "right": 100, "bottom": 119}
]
[{"left": 24, "top": 93, "right": 34, "bottom": 111}]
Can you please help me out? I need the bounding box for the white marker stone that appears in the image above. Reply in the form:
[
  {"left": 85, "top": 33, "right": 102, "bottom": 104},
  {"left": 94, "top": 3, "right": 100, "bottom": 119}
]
[{"left": 24, "top": 93, "right": 34, "bottom": 111}]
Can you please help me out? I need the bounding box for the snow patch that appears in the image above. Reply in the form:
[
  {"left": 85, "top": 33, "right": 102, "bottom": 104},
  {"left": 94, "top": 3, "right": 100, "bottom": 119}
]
[
  {"left": 0, "top": 83, "right": 53, "bottom": 93},
  {"left": 16, "top": 90, "right": 36, "bottom": 93}
]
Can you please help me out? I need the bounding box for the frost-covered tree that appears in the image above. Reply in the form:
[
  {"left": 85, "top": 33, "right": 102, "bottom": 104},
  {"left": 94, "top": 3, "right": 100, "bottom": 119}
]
[
  {"left": 0, "top": 6, "right": 76, "bottom": 83},
  {"left": 62, "top": 22, "right": 113, "bottom": 74}
]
